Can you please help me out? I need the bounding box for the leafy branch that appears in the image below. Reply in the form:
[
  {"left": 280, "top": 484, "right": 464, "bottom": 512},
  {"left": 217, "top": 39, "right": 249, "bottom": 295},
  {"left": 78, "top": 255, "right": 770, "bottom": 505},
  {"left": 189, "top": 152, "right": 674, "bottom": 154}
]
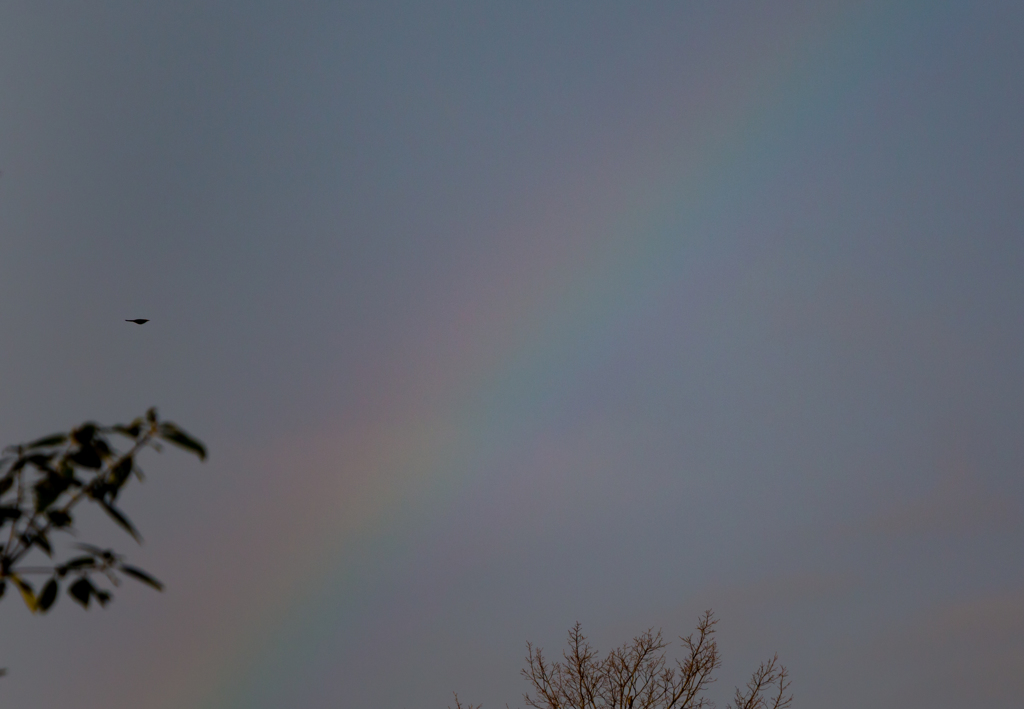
[{"left": 0, "top": 408, "right": 205, "bottom": 613}]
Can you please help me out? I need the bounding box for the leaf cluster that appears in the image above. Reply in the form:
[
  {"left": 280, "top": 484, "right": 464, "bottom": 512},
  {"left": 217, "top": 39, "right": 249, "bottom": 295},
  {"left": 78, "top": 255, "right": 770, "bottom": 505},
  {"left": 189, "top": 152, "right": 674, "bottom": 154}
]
[{"left": 0, "top": 408, "right": 205, "bottom": 614}]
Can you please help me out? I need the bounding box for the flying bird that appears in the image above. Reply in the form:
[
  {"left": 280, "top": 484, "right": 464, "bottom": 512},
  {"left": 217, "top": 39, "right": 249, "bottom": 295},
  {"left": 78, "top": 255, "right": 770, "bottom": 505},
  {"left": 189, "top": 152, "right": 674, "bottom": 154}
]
[{"left": 125, "top": 319, "right": 149, "bottom": 324}]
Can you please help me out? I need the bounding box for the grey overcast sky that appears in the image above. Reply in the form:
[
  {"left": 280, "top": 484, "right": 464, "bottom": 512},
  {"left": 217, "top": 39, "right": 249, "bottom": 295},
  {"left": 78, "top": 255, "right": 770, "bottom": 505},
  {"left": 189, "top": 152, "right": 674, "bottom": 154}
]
[{"left": 1, "top": 2, "right": 1023, "bottom": 708}]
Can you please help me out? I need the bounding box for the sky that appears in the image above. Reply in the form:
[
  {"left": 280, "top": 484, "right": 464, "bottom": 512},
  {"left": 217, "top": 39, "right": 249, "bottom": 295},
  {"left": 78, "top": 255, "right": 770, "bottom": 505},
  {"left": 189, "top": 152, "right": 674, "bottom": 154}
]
[{"left": 1, "top": 1, "right": 1023, "bottom": 707}]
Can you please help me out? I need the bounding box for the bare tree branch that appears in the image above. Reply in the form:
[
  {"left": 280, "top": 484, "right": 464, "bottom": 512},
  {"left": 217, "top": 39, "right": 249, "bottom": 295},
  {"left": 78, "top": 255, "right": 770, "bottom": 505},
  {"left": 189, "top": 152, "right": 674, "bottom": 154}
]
[
  {"left": 490, "top": 611, "right": 786, "bottom": 709},
  {"left": 729, "top": 655, "right": 792, "bottom": 709}
]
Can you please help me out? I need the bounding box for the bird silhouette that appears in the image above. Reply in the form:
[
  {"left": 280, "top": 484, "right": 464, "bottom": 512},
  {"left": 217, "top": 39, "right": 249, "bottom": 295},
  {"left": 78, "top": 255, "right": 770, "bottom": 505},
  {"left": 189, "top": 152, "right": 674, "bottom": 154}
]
[{"left": 125, "top": 319, "right": 150, "bottom": 324}]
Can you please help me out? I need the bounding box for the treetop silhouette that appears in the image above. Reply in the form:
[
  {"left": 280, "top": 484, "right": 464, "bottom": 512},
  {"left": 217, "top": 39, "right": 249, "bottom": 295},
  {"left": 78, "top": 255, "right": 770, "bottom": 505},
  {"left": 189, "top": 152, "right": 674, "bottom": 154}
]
[{"left": 452, "top": 611, "right": 792, "bottom": 709}]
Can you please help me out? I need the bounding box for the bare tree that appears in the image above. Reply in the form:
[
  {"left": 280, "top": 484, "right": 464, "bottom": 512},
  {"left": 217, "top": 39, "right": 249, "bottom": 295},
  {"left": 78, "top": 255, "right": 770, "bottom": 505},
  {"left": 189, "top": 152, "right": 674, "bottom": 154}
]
[
  {"left": 729, "top": 654, "right": 791, "bottom": 709},
  {"left": 455, "top": 611, "right": 792, "bottom": 709},
  {"left": 449, "top": 693, "right": 482, "bottom": 709}
]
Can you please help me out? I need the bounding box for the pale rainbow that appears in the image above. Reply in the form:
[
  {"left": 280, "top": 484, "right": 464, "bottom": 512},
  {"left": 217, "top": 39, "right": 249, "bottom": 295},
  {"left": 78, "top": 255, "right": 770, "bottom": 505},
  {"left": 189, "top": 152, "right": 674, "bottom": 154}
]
[{"left": 150, "top": 3, "right": 932, "bottom": 706}]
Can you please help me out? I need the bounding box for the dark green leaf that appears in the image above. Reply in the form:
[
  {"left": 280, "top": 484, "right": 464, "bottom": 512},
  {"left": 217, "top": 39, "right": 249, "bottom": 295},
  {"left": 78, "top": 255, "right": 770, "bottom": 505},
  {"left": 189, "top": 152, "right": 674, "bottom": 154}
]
[
  {"left": 0, "top": 475, "right": 12, "bottom": 496},
  {"left": 157, "top": 423, "right": 206, "bottom": 461},
  {"left": 0, "top": 507, "right": 22, "bottom": 522},
  {"left": 37, "top": 579, "right": 58, "bottom": 611},
  {"left": 65, "top": 555, "right": 98, "bottom": 568},
  {"left": 34, "top": 473, "right": 70, "bottom": 512},
  {"left": 95, "top": 590, "right": 111, "bottom": 607},
  {"left": 0, "top": 580, "right": 5, "bottom": 599},
  {"left": 113, "top": 419, "right": 143, "bottom": 438},
  {"left": 46, "top": 509, "right": 72, "bottom": 528},
  {"left": 119, "top": 565, "right": 164, "bottom": 591},
  {"left": 31, "top": 533, "right": 52, "bottom": 557},
  {"left": 68, "top": 578, "right": 93, "bottom": 608},
  {"left": 71, "top": 424, "right": 97, "bottom": 445},
  {"left": 74, "top": 543, "right": 105, "bottom": 555},
  {"left": 87, "top": 481, "right": 114, "bottom": 501},
  {"left": 12, "top": 576, "right": 36, "bottom": 612},
  {"left": 26, "top": 434, "right": 67, "bottom": 449},
  {"left": 59, "top": 556, "right": 97, "bottom": 575},
  {"left": 93, "top": 438, "right": 112, "bottom": 459},
  {"left": 70, "top": 445, "right": 102, "bottom": 469},
  {"left": 98, "top": 500, "right": 141, "bottom": 543},
  {"left": 26, "top": 453, "right": 56, "bottom": 470},
  {"left": 109, "top": 456, "right": 133, "bottom": 489}
]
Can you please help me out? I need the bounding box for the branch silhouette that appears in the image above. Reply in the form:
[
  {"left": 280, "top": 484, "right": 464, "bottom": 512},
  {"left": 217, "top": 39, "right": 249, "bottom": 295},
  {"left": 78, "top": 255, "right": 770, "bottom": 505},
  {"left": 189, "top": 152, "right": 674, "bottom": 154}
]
[
  {"left": 0, "top": 408, "right": 204, "bottom": 618},
  {"left": 455, "top": 611, "right": 792, "bottom": 709}
]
